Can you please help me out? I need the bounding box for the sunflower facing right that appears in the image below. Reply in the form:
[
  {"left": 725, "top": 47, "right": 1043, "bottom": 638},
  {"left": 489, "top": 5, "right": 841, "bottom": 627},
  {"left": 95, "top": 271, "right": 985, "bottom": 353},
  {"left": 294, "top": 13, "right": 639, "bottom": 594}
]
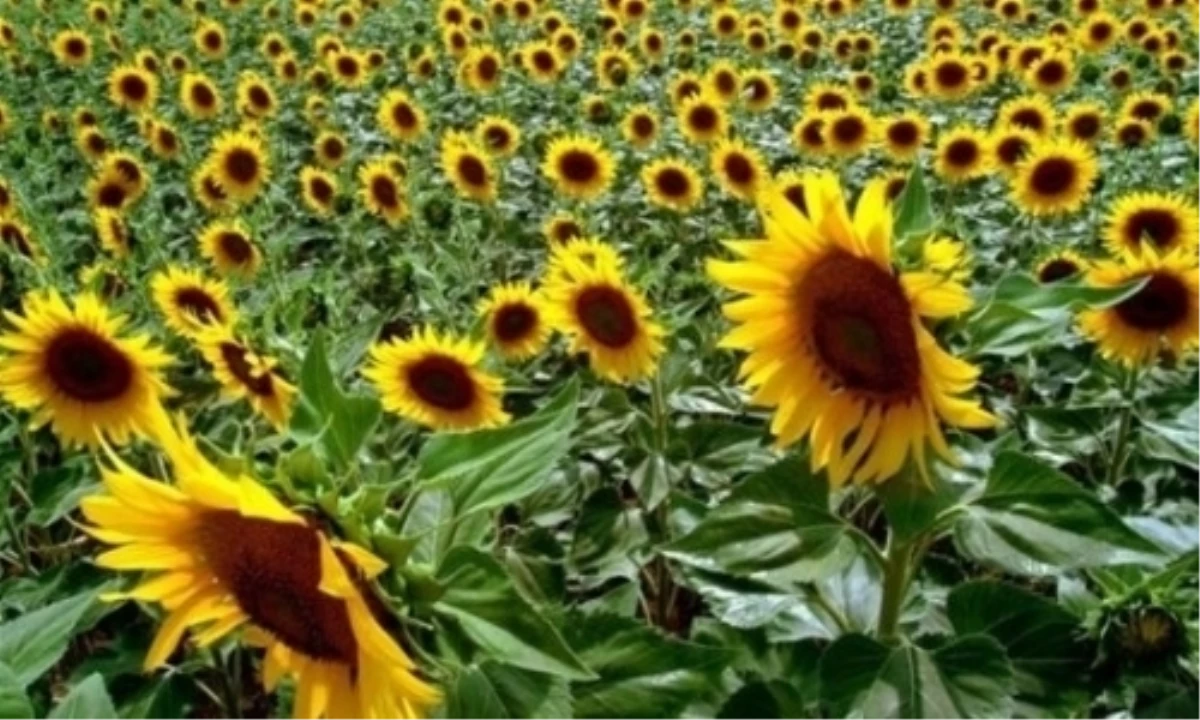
[{"left": 707, "top": 172, "right": 996, "bottom": 486}]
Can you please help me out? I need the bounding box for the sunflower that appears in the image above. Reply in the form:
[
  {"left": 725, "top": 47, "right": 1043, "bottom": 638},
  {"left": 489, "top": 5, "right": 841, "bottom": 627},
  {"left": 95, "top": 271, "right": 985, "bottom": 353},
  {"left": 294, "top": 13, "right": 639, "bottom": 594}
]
[
  {"left": 544, "top": 251, "right": 663, "bottom": 383},
  {"left": 94, "top": 207, "right": 132, "bottom": 258},
  {"left": 377, "top": 90, "right": 426, "bottom": 144},
  {"left": 194, "top": 21, "right": 226, "bottom": 58},
  {"left": 996, "top": 95, "right": 1055, "bottom": 136},
  {"left": 1079, "top": 11, "right": 1119, "bottom": 51},
  {"left": 922, "top": 236, "right": 971, "bottom": 282},
  {"left": 151, "top": 266, "right": 238, "bottom": 339},
  {"left": 524, "top": 41, "right": 563, "bottom": 82},
  {"left": 149, "top": 121, "right": 183, "bottom": 160},
  {"left": 197, "top": 326, "right": 295, "bottom": 428},
  {"left": 677, "top": 92, "right": 727, "bottom": 145},
  {"left": 198, "top": 219, "right": 260, "bottom": 276},
  {"left": 596, "top": 48, "right": 638, "bottom": 89},
  {"left": 478, "top": 283, "right": 551, "bottom": 360},
  {"left": 1063, "top": 103, "right": 1105, "bottom": 143},
  {"left": 803, "top": 82, "right": 855, "bottom": 112},
  {"left": 1036, "top": 249, "right": 1087, "bottom": 283},
  {"left": 824, "top": 107, "right": 875, "bottom": 156},
  {"left": 641, "top": 157, "right": 704, "bottom": 212},
  {"left": 989, "top": 126, "right": 1037, "bottom": 174},
  {"left": 934, "top": 126, "right": 992, "bottom": 183},
  {"left": 101, "top": 151, "right": 150, "bottom": 201},
  {"left": 441, "top": 132, "right": 498, "bottom": 203},
  {"left": 181, "top": 73, "right": 223, "bottom": 119},
  {"left": 1010, "top": 138, "right": 1097, "bottom": 216},
  {"left": 359, "top": 158, "right": 410, "bottom": 225},
  {"left": 704, "top": 60, "right": 742, "bottom": 104},
  {"left": 0, "top": 290, "right": 172, "bottom": 446},
  {"left": 87, "top": 168, "right": 134, "bottom": 212},
  {"left": 881, "top": 112, "right": 930, "bottom": 162},
  {"left": 926, "top": 52, "right": 975, "bottom": 100},
  {"left": 366, "top": 327, "right": 508, "bottom": 431},
  {"left": 1186, "top": 100, "right": 1199, "bottom": 145},
  {"left": 0, "top": 177, "right": 14, "bottom": 216},
  {"left": 192, "top": 166, "right": 237, "bottom": 215},
  {"left": 792, "top": 114, "right": 827, "bottom": 155},
  {"left": 329, "top": 50, "right": 369, "bottom": 87},
  {"left": 1078, "top": 247, "right": 1199, "bottom": 366},
  {"left": 710, "top": 139, "right": 766, "bottom": 202},
  {"left": 541, "top": 135, "right": 615, "bottom": 201},
  {"left": 462, "top": 45, "right": 504, "bottom": 92},
  {"left": 1104, "top": 192, "right": 1199, "bottom": 257},
  {"left": 474, "top": 116, "right": 521, "bottom": 158},
  {"left": 299, "top": 166, "right": 338, "bottom": 217},
  {"left": 206, "top": 131, "right": 270, "bottom": 204},
  {"left": 1113, "top": 117, "right": 1155, "bottom": 148},
  {"left": 669, "top": 72, "right": 704, "bottom": 105},
  {"left": 741, "top": 70, "right": 777, "bottom": 112},
  {"left": 107, "top": 65, "right": 158, "bottom": 114},
  {"left": 1120, "top": 91, "right": 1171, "bottom": 124},
  {"left": 81, "top": 421, "right": 439, "bottom": 717},
  {"left": 542, "top": 212, "right": 586, "bottom": 244},
  {"left": 236, "top": 73, "right": 277, "bottom": 119},
  {"left": 1, "top": 218, "right": 41, "bottom": 262},
  {"left": 621, "top": 104, "right": 659, "bottom": 149},
  {"left": 707, "top": 172, "right": 995, "bottom": 485},
  {"left": 53, "top": 29, "right": 92, "bottom": 67}
]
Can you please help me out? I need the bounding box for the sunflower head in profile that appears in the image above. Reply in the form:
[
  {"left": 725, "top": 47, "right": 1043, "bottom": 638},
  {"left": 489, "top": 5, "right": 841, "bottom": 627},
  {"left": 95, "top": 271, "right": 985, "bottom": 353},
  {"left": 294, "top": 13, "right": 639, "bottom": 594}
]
[
  {"left": 478, "top": 282, "right": 552, "bottom": 360},
  {"left": 300, "top": 165, "right": 338, "bottom": 217},
  {"left": 82, "top": 420, "right": 440, "bottom": 717},
  {"left": 1036, "top": 249, "right": 1088, "bottom": 284},
  {"left": 440, "top": 132, "right": 498, "bottom": 204},
  {"left": 0, "top": 290, "right": 172, "bottom": 446},
  {"left": 151, "top": 266, "right": 238, "bottom": 339},
  {"left": 474, "top": 115, "right": 521, "bottom": 158},
  {"left": 881, "top": 112, "right": 930, "bottom": 161},
  {"left": 1010, "top": 138, "right": 1097, "bottom": 216},
  {"left": 366, "top": 327, "right": 509, "bottom": 431},
  {"left": 710, "top": 139, "right": 766, "bottom": 202},
  {"left": 997, "top": 94, "right": 1056, "bottom": 136},
  {"left": 375, "top": 89, "right": 426, "bottom": 143},
  {"left": 1079, "top": 247, "right": 1199, "bottom": 366},
  {"left": 53, "top": 29, "right": 92, "bottom": 67},
  {"left": 677, "top": 91, "right": 728, "bottom": 145},
  {"left": 1, "top": 217, "right": 42, "bottom": 263},
  {"left": 641, "top": 157, "right": 704, "bottom": 212},
  {"left": 544, "top": 249, "right": 663, "bottom": 383},
  {"left": 1104, "top": 192, "right": 1199, "bottom": 257},
  {"left": 542, "top": 211, "right": 586, "bottom": 245},
  {"left": 621, "top": 105, "right": 659, "bottom": 149},
  {"left": 107, "top": 64, "right": 159, "bottom": 113},
  {"left": 542, "top": 135, "right": 615, "bottom": 201},
  {"left": 358, "top": 158, "right": 410, "bottom": 225},
  {"left": 205, "top": 130, "right": 271, "bottom": 205},
  {"left": 93, "top": 207, "right": 133, "bottom": 258},
  {"left": 707, "top": 172, "right": 996, "bottom": 485},
  {"left": 191, "top": 165, "right": 237, "bottom": 215},
  {"left": 934, "top": 126, "right": 992, "bottom": 183},
  {"left": 198, "top": 219, "right": 261, "bottom": 277},
  {"left": 198, "top": 326, "right": 295, "bottom": 428},
  {"left": 0, "top": 176, "right": 14, "bottom": 216}
]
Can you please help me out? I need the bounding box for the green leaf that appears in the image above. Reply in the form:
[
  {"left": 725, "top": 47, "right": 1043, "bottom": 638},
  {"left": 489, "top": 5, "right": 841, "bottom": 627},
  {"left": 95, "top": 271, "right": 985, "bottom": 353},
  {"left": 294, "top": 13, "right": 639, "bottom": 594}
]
[
  {"left": 444, "top": 663, "right": 571, "bottom": 719},
  {"left": 947, "top": 581, "right": 1091, "bottom": 711},
  {"left": 48, "top": 674, "right": 117, "bottom": 719},
  {"left": 819, "top": 634, "right": 1014, "bottom": 718},
  {"left": 954, "top": 452, "right": 1163, "bottom": 575},
  {"left": 0, "top": 663, "right": 31, "bottom": 720},
  {"left": 0, "top": 592, "right": 94, "bottom": 686},
  {"left": 717, "top": 680, "right": 806, "bottom": 719},
  {"left": 290, "top": 331, "right": 381, "bottom": 468},
  {"left": 564, "top": 613, "right": 733, "bottom": 718},
  {"left": 419, "top": 378, "right": 578, "bottom": 519},
  {"left": 1140, "top": 397, "right": 1199, "bottom": 470},
  {"left": 27, "top": 465, "right": 96, "bottom": 527},
  {"left": 893, "top": 162, "right": 934, "bottom": 240},
  {"left": 630, "top": 453, "right": 675, "bottom": 511},
  {"left": 569, "top": 488, "right": 648, "bottom": 589},
  {"left": 663, "top": 457, "right": 857, "bottom": 585},
  {"left": 434, "top": 547, "right": 594, "bottom": 680}
]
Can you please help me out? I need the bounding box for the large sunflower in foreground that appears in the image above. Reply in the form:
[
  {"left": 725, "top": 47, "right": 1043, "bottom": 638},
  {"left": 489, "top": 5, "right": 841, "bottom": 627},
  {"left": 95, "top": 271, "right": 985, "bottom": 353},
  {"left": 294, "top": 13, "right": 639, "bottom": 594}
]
[
  {"left": 365, "top": 328, "right": 509, "bottom": 431},
  {"left": 198, "top": 326, "right": 295, "bottom": 428},
  {"left": 1078, "top": 247, "right": 1198, "bottom": 366},
  {"left": 0, "top": 291, "right": 172, "bottom": 446},
  {"left": 82, "top": 420, "right": 439, "bottom": 718},
  {"left": 544, "top": 251, "right": 663, "bottom": 383},
  {"left": 706, "top": 172, "right": 996, "bottom": 485},
  {"left": 1103, "top": 192, "right": 1199, "bottom": 257}
]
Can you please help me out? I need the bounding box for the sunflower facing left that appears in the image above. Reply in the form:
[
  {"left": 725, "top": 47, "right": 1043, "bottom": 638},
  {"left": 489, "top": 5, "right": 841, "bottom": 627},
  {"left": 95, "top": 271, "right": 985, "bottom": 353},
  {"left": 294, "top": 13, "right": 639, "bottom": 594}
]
[
  {"left": 0, "top": 290, "right": 173, "bottom": 446},
  {"left": 83, "top": 421, "right": 440, "bottom": 718},
  {"left": 707, "top": 172, "right": 997, "bottom": 485}
]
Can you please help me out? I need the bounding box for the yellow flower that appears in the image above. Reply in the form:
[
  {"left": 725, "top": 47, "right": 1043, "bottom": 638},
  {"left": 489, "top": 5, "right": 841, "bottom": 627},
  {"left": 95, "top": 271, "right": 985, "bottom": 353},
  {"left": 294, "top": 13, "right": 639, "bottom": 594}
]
[
  {"left": 300, "top": 166, "right": 338, "bottom": 217},
  {"left": 478, "top": 282, "right": 552, "bottom": 360},
  {"left": 205, "top": 131, "right": 271, "bottom": 204},
  {"left": 541, "top": 135, "right": 615, "bottom": 201},
  {"left": 1104, "top": 192, "right": 1199, "bottom": 257},
  {"left": 474, "top": 115, "right": 521, "bottom": 157},
  {"left": 880, "top": 112, "right": 930, "bottom": 162},
  {"left": 707, "top": 172, "right": 995, "bottom": 485},
  {"left": 181, "top": 73, "right": 223, "bottom": 120},
  {"left": 359, "top": 158, "right": 410, "bottom": 225},
  {"left": 0, "top": 290, "right": 172, "bottom": 446},
  {"left": 377, "top": 90, "right": 426, "bottom": 143},
  {"left": 197, "top": 326, "right": 295, "bottom": 428},
  {"left": 996, "top": 94, "right": 1056, "bottom": 136},
  {"left": 151, "top": 266, "right": 238, "bottom": 339},
  {"left": 52, "top": 29, "right": 92, "bottom": 67},
  {"left": 641, "top": 157, "right": 704, "bottom": 212},
  {"left": 621, "top": 104, "right": 659, "bottom": 149},
  {"left": 441, "top": 132, "right": 498, "bottom": 203},
  {"left": 1010, "top": 138, "right": 1097, "bottom": 216},
  {"left": 107, "top": 64, "right": 158, "bottom": 113},
  {"left": 823, "top": 106, "right": 875, "bottom": 156},
  {"left": 934, "top": 126, "right": 992, "bottom": 183},
  {"left": 709, "top": 139, "right": 767, "bottom": 202},
  {"left": 93, "top": 207, "right": 132, "bottom": 258},
  {"left": 365, "top": 327, "right": 509, "bottom": 431},
  {"left": 676, "top": 92, "right": 727, "bottom": 145},
  {"left": 198, "top": 219, "right": 261, "bottom": 276},
  {"left": 1035, "top": 249, "right": 1088, "bottom": 284}
]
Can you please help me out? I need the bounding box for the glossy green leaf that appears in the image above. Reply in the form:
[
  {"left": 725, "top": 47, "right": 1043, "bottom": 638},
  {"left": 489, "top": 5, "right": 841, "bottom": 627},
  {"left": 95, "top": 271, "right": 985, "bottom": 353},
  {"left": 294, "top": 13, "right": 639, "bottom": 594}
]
[
  {"left": 893, "top": 162, "right": 934, "bottom": 240},
  {"left": 49, "top": 674, "right": 117, "bottom": 719},
  {"left": 444, "top": 663, "right": 571, "bottom": 719},
  {"left": 819, "top": 634, "right": 1014, "bottom": 718},
  {"left": 290, "top": 331, "right": 381, "bottom": 468},
  {"left": 434, "top": 547, "right": 594, "bottom": 680},
  {"left": 954, "top": 452, "right": 1163, "bottom": 575},
  {"left": 0, "top": 663, "right": 31, "bottom": 720},
  {"left": 0, "top": 592, "right": 94, "bottom": 686}
]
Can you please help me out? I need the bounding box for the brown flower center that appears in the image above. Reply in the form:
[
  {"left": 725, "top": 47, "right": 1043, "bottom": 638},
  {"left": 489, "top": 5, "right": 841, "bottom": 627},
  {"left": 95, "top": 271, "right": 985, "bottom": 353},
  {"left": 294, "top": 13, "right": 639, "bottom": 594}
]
[
  {"left": 97, "top": 181, "right": 127, "bottom": 209},
  {"left": 493, "top": 303, "right": 537, "bottom": 342},
  {"left": 119, "top": 74, "right": 149, "bottom": 102},
  {"left": 309, "top": 176, "right": 334, "bottom": 204},
  {"left": 1070, "top": 114, "right": 1101, "bottom": 140},
  {"left": 816, "top": 91, "right": 847, "bottom": 111},
  {"left": 1124, "top": 208, "right": 1181, "bottom": 250},
  {"left": 219, "top": 232, "right": 254, "bottom": 264},
  {"left": 371, "top": 175, "right": 400, "bottom": 208},
  {"left": 456, "top": 155, "right": 489, "bottom": 188},
  {"left": 576, "top": 286, "right": 637, "bottom": 348},
  {"left": 945, "top": 138, "right": 979, "bottom": 167},
  {"left": 224, "top": 148, "right": 260, "bottom": 184},
  {"left": 654, "top": 167, "right": 691, "bottom": 198},
  {"left": 1037, "top": 258, "right": 1078, "bottom": 283},
  {"left": 1035, "top": 60, "right": 1066, "bottom": 86},
  {"left": 1115, "top": 272, "right": 1189, "bottom": 330},
  {"left": 559, "top": 150, "right": 599, "bottom": 183},
  {"left": 723, "top": 152, "right": 756, "bottom": 185},
  {"left": 406, "top": 355, "right": 476, "bottom": 410},
  {"left": 174, "top": 287, "right": 224, "bottom": 324},
  {"left": 66, "top": 38, "right": 87, "bottom": 57},
  {"left": 44, "top": 328, "right": 134, "bottom": 402},
  {"left": 831, "top": 115, "right": 866, "bottom": 145},
  {"left": 218, "top": 342, "right": 275, "bottom": 395},
  {"left": 1, "top": 223, "right": 34, "bottom": 257},
  {"left": 800, "top": 251, "right": 920, "bottom": 400},
  {"left": 934, "top": 60, "right": 968, "bottom": 89},
  {"left": 688, "top": 105, "right": 718, "bottom": 133},
  {"left": 887, "top": 121, "right": 919, "bottom": 147},
  {"left": 784, "top": 184, "right": 808, "bottom": 214},
  {"left": 248, "top": 85, "right": 271, "bottom": 110},
  {"left": 1029, "top": 157, "right": 1076, "bottom": 196}
]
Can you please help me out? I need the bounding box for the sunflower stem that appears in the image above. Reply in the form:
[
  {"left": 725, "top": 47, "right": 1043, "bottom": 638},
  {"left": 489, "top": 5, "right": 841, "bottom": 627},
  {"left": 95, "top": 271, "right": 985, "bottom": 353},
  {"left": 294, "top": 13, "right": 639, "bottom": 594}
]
[
  {"left": 1105, "top": 365, "right": 1141, "bottom": 486},
  {"left": 876, "top": 532, "right": 914, "bottom": 644}
]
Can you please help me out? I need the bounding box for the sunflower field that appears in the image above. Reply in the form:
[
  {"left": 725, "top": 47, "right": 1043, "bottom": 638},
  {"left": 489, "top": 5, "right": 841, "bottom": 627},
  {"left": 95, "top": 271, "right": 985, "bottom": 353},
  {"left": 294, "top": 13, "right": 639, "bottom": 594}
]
[{"left": 0, "top": 0, "right": 1197, "bottom": 714}]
